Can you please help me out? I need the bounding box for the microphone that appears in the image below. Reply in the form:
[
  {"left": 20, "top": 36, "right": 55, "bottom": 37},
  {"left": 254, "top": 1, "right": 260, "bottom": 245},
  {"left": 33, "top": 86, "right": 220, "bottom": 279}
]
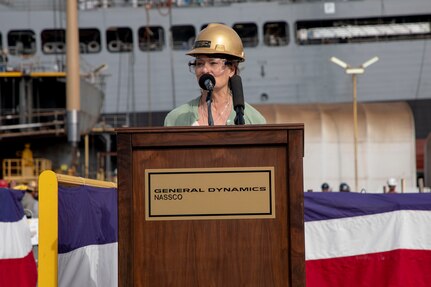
[
  {"left": 199, "top": 74, "right": 216, "bottom": 91},
  {"left": 230, "top": 75, "right": 245, "bottom": 125},
  {"left": 199, "top": 74, "right": 216, "bottom": 125}
]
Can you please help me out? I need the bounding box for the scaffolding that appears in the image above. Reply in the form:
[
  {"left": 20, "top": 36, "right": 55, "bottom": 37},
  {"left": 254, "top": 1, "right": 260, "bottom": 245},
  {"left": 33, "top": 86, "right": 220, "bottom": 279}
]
[{"left": 2, "top": 158, "right": 52, "bottom": 183}]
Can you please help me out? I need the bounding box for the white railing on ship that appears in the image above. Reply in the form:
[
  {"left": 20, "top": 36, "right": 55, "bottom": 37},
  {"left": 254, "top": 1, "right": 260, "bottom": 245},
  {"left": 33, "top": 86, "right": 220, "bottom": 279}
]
[
  {"left": 77, "top": 0, "right": 292, "bottom": 9},
  {"left": 1, "top": 58, "right": 66, "bottom": 74},
  {"left": 0, "top": 0, "right": 294, "bottom": 10},
  {"left": 0, "top": 109, "right": 66, "bottom": 137},
  {"left": 1, "top": 58, "right": 106, "bottom": 90}
]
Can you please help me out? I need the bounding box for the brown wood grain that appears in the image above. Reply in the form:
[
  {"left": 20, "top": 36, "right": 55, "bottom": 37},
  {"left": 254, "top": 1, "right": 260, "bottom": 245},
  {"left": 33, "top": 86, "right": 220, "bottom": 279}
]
[
  {"left": 117, "top": 124, "right": 305, "bottom": 287},
  {"left": 117, "top": 133, "right": 134, "bottom": 287}
]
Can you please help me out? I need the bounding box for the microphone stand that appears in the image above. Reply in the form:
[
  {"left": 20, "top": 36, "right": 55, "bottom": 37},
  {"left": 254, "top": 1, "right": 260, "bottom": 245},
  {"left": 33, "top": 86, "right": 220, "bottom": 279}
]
[
  {"left": 206, "top": 90, "right": 214, "bottom": 126},
  {"left": 234, "top": 106, "right": 245, "bottom": 125}
]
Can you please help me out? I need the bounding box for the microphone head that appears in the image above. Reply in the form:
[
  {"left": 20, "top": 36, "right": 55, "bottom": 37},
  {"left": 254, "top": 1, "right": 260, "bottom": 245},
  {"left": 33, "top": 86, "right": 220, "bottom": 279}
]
[
  {"left": 230, "top": 75, "right": 244, "bottom": 108},
  {"left": 199, "top": 74, "right": 216, "bottom": 91}
]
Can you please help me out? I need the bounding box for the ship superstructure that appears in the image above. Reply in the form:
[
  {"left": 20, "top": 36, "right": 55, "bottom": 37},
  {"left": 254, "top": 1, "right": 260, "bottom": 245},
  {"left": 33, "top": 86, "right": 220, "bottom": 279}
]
[{"left": 1, "top": 0, "right": 430, "bottom": 123}]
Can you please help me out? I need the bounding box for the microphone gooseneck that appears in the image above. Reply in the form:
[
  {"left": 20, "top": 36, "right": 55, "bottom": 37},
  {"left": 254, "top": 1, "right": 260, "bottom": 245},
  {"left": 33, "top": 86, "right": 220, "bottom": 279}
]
[
  {"left": 230, "top": 75, "right": 245, "bottom": 125},
  {"left": 199, "top": 74, "right": 216, "bottom": 126}
]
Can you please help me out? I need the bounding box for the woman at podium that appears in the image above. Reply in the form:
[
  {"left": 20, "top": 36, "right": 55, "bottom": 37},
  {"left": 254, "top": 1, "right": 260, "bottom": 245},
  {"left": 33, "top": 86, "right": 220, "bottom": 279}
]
[{"left": 164, "top": 23, "right": 266, "bottom": 127}]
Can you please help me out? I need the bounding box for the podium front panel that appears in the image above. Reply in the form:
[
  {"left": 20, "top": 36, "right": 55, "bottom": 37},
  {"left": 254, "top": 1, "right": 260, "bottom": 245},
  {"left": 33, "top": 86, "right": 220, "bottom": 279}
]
[{"left": 117, "top": 124, "right": 305, "bottom": 287}]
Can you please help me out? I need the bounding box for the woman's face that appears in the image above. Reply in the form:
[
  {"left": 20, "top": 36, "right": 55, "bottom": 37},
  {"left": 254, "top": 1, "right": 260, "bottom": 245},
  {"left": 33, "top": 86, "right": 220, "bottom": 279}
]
[{"left": 192, "top": 56, "right": 235, "bottom": 91}]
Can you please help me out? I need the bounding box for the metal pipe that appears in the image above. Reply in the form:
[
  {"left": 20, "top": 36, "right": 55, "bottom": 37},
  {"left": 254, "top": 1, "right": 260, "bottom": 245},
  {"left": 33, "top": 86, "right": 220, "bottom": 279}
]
[
  {"left": 352, "top": 74, "right": 359, "bottom": 192},
  {"left": 66, "top": 0, "right": 80, "bottom": 143}
]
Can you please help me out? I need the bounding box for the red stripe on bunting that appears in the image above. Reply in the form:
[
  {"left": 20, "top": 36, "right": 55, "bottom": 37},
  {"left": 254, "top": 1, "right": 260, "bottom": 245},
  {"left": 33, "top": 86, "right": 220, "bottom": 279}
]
[
  {"left": 0, "top": 250, "right": 37, "bottom": 287},
  {"left": 306, "top": 249, "right": 431, "bottom": 287}
]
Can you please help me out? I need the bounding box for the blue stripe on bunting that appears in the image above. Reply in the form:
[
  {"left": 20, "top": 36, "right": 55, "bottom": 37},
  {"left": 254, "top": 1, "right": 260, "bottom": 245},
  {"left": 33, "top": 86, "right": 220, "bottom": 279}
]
[
  {"left": 58, "top": 185, "right": 118, "bottom": 254},
  {"left": 0, "top": 188, "right": 25, "bottom": 222},
  {"left": 304, "top": 192, "right": 431, "bottom": 222}
]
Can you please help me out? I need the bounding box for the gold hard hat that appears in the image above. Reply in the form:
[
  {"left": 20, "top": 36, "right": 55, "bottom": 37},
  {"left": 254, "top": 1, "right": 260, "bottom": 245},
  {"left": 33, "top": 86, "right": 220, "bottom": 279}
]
[{"left": 186, "top": 23, "right": 245, "bottom": 62}]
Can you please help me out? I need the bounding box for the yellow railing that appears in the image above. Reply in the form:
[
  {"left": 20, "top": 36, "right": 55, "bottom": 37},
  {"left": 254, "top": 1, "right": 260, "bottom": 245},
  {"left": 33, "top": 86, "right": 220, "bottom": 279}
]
[{"left": 2, "top": 158, "right": 52, "bottom": 183}]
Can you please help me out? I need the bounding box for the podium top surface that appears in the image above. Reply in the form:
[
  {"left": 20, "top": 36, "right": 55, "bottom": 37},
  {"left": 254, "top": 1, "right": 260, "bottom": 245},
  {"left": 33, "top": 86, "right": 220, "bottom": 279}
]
[
  {"left": 116, "top": 123, "right": 304, "bottom": 134},
  {"left": 116, "top": 123, "right": 304, "bottom": 156}
]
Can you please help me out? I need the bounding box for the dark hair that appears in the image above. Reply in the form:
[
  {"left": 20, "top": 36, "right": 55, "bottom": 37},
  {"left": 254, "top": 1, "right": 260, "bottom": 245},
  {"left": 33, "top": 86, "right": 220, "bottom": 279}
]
[
  {"left": 339, "top": 182, "right": 350, "bottom": 192},
  {"left": 321, "top": 182, "right": 329, "bottom": 189}
]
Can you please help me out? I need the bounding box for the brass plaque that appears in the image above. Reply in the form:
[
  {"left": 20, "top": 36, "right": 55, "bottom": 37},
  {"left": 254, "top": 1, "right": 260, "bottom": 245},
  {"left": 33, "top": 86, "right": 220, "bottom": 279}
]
[{"left": 145, "top": 167, "right": 275, "bottom": 221}]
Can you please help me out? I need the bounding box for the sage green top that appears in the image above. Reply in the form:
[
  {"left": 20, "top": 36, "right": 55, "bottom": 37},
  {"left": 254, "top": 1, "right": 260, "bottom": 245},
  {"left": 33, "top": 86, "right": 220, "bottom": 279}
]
[{"left": 164, "top": 96, "right": 266, "bottom": 126}]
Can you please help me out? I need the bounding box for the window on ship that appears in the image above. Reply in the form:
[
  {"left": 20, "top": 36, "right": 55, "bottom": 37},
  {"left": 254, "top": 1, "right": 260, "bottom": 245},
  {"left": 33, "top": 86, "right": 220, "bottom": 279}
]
[
  {"left": 138, "top": 26, "right": 165, "bottom": 51},
  {"left": 296, "top": 14, "right": 431, "bottom": 45},
  {"left": 233, "top": 23, "right": 258, "bottom": 47},
  {"left": 171, "top": 25, "right": 195, "bottom": 50},
  {"left": 80, "top": 28, "right": 101, "bottom": 54},
  {"left": 264, "top": 21, "right": 289, "bottom": 46},
  {"left": 106, "top": 27, "right": 133, "bottom": 52},
  {"left": 8, "top": 30, "right": 36, "bottom": 56},
  {"left": 41, "top": 29, "right": 65, "bottom": 54}
]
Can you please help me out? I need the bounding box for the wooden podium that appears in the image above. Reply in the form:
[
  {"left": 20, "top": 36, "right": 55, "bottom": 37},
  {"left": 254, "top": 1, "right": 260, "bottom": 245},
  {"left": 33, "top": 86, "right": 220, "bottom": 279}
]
[{"left": 117, "top": 124, "right": 305, "bottom": 287}]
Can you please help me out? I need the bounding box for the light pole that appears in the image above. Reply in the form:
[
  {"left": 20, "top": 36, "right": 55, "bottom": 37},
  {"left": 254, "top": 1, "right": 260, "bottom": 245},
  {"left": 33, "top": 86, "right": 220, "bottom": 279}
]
[{"left": 330, "top": 56, "right": 379, "bottom": 192}]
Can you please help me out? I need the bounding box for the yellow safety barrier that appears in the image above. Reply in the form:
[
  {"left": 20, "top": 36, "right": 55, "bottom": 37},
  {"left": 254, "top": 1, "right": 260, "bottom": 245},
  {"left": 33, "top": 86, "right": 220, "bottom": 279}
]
[{"left": 38, "top": 170, "right": 117, "bottom": 287}]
